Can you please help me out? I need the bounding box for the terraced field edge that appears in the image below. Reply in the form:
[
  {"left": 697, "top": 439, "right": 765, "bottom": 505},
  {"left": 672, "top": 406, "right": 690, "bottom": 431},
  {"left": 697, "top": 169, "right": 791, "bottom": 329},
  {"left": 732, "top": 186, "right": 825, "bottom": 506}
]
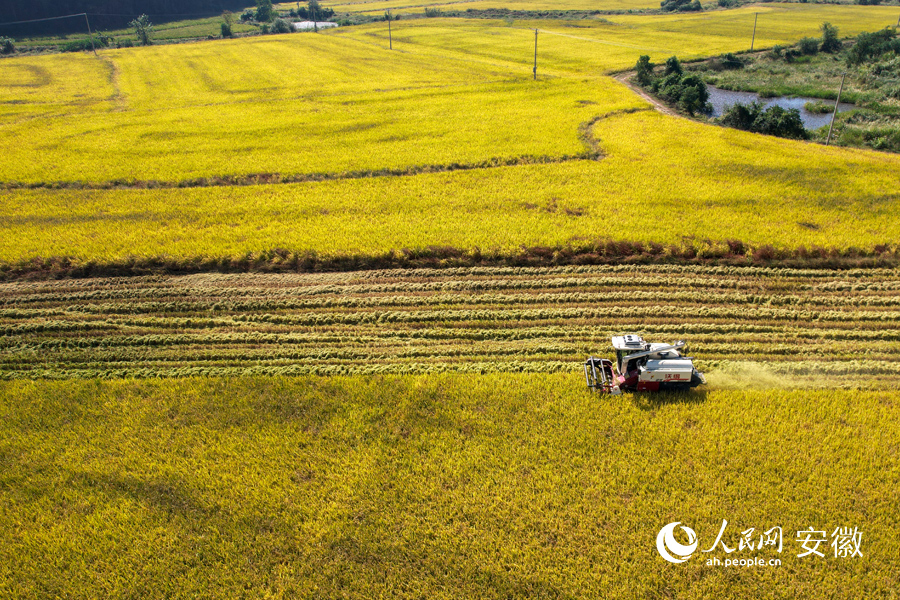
[{"left": 3, "top": 240, "right": 900, "bottom": 282}]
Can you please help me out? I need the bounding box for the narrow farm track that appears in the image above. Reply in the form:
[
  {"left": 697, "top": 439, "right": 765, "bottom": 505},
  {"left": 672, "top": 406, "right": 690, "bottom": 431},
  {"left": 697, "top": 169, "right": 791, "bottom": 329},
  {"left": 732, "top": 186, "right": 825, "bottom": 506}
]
[
  {"left": 613, "top": 72, "right": 681, "bottom": 118},
  {"left": 2, "top": 265, "right": 899, "bottom": 385}
]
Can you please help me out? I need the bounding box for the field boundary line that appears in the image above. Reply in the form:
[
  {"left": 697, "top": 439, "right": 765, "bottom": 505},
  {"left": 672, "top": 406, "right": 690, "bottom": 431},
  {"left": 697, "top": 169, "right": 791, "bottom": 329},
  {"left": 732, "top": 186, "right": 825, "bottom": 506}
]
[
  {"left": 0, "top": 151, "right": 603, "bottom": 192},
  {"left": 2, "top": 240, "right": 899, "bottom": 282}
]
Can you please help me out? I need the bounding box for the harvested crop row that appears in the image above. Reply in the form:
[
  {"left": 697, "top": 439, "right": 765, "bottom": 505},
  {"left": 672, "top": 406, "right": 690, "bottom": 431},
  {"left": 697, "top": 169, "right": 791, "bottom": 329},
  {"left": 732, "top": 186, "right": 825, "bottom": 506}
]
[{"left": 2, "top": 265, "right": 899, "bottom": 384}]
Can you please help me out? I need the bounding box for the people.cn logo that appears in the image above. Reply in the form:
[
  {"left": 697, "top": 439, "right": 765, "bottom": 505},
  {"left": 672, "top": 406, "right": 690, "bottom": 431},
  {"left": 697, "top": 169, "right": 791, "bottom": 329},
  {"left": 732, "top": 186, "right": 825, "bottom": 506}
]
[{"left": 656, "top": 522, "right": 698, "bottom": 563}]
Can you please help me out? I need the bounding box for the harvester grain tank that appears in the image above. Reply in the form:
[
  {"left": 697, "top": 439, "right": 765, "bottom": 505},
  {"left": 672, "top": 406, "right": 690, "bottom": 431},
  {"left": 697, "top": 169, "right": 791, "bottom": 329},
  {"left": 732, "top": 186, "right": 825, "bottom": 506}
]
[{"left": 584, "top": 334, "right": 706, "bottom": 393}]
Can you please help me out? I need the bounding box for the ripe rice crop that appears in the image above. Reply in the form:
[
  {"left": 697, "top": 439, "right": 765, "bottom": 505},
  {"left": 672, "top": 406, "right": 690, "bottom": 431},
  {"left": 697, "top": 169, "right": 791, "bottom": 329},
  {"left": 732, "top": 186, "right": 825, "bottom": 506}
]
[
  {"left": 3, "top": 110, "right": 898, "bottom": 263},
  {"left": 0, "top": 36, "right": 640, "bottom": 185},
  {"left": 2, "top": 10, "right": 899, "bottom": 268},
  {"left": 334, "top": 10, "right": 900, "bottom": 69},
  {"left": 1, "top": 374, "right": 897, "bottom": 598}
]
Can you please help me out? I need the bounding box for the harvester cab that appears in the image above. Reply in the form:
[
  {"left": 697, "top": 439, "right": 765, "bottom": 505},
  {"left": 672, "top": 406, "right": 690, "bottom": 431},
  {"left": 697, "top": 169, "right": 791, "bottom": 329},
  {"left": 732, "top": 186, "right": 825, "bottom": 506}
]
[{"left": 585, "top": 334, "right": 706, "bottom": 393}]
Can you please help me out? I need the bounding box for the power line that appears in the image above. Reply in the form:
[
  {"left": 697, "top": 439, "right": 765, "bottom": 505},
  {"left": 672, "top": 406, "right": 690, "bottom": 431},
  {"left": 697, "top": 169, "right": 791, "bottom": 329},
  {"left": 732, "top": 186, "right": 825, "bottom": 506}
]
[
  {"left": 85, "top": 12, "right": 236, "bottom": 17},
  {"left": 0, "top": 13, "right": 90, "bottom": 27},
  {"left": 0, "top": 11, "right": 235, "bottom": 28}
]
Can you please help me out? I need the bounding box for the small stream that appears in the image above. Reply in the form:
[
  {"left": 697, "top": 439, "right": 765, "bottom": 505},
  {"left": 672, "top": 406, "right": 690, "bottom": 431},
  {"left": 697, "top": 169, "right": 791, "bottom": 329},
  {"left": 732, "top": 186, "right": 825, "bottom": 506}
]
[{"left": 707, "top": 86, "right": 855, "bottom": 130}]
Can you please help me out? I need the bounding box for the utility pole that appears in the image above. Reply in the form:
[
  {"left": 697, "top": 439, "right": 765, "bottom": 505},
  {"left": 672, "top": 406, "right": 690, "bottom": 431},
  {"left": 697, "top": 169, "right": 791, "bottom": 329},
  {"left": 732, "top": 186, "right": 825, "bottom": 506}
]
[
  {"left": 533, "top": 29, "right": 538, "bottom": 80},
  {"left": 83, "top": 13, "right": 97, "bottom": 56},
  {"left": 826, "top": 73, "right": 846, "bottom": 146},
  {"left": 750, "top": 13, "right": 758, "bottom": 51},
  {"left": 387, "top": 11, "right": 392, "bottom": 49}
]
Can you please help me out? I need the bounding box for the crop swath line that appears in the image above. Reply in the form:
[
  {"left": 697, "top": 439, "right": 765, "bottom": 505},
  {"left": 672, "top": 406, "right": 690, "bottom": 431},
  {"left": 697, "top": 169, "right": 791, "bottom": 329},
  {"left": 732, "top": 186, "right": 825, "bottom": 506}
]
[{"left": 2, "top": 264, "right": 900, "bottom": 386}]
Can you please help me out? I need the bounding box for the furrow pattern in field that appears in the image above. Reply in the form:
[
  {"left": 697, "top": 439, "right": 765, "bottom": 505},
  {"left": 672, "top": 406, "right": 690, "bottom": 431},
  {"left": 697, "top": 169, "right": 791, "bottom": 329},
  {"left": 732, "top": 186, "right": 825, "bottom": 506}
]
[{"left": 1, "top": 265, "right": 899, "bottom": 385}]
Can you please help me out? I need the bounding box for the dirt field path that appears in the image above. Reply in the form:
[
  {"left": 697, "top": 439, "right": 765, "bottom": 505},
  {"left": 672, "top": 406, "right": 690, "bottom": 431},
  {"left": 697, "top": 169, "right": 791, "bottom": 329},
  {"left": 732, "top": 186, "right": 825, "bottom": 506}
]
[{"left": 613, "top": 71, "right": 681, "bottom": 119}]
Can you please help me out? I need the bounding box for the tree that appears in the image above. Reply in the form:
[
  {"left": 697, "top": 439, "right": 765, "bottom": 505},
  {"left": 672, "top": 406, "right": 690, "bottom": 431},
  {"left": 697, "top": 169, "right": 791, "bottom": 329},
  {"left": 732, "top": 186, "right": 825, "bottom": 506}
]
[
  {"left": 129, "top": 14, "right": 152, "bottom": 46},
  {"left": 308, "top": 0, "right": 322, "bottom": 20},
  {"left": 635, "top": 55, "right": 653, "bottom": 86},
  {"left": 256, "top": 0, "right": 274, "bottom": 22},
  {"left": 720, "top": 101, "right": 757, "bottom": 130},
  {"left": 221, "top": 11, "right": 234, "bottom": 37},
  {"left": 754, "top": 105, "right": 808, "bottom": 139},
  {"left": 820, "top": 22, "right": 841, "bottom": 53},
  {"left": 664, "top": 56, "right": 683, "bottom": 76},
  {"left": 637, "top": 54, "right": 710, "bottom": 116}
]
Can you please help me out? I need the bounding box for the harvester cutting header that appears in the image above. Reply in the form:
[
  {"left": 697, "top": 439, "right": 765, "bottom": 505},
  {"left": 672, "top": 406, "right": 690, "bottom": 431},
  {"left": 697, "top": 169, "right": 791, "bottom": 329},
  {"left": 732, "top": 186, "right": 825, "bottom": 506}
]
[{"left": 584, "top": 334, "right": 706, "bottom": 394}]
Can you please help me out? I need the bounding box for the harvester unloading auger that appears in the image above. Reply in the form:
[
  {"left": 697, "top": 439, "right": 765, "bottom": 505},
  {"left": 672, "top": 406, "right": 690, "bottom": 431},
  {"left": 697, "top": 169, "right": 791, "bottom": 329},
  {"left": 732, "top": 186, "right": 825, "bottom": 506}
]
[{"left": 585, "top": 334, "right": 706, "bottom": 394}]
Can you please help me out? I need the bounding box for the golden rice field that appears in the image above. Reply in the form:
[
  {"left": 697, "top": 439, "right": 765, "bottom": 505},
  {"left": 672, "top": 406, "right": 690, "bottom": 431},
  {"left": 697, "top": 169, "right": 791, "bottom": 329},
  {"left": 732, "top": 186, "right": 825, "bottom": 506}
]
[
  {"left": 3, "top": 108, "right": 900, "bottom": 263},
  {"left": 332, "top": 7, "right": 900, "bottom": 71},
  {"left": 1, "top": 7, "right": 899, "bottom": 266},
  {"left": 0, "top": 36, "right": 637, "bottom": 184},
  {"left": 3, "top": 7, "right": 900, "bottom": 597},
  {"left": 1, "top": 375, "right": 898, "bottom": 599}
]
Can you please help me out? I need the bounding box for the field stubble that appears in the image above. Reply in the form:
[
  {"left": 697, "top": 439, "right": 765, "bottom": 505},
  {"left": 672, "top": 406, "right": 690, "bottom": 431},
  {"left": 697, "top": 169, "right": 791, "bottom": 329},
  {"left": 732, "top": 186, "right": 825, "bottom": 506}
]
[{"left": 3, "top": 264, "right": 900, "bottom": 386}]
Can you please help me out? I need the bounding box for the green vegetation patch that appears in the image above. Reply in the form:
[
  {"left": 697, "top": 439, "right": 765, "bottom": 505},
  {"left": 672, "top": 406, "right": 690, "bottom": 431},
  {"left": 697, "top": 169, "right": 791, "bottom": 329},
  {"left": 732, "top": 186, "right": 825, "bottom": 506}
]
[{"left": 689, "top": 24, "right": 900, "bottom": 152}]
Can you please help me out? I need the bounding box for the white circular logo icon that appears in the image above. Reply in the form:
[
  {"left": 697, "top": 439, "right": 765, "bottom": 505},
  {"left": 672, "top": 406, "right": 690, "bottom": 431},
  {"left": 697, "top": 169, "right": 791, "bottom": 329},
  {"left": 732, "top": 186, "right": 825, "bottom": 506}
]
[{"left": 656, "top": 522, "right": 698, "bottom": 563}]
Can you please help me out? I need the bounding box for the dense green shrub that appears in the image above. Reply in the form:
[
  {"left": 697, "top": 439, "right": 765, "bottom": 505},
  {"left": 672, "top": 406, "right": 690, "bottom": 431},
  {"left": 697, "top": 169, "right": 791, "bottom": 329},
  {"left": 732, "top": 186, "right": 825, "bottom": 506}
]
[
  {"left": 0, "top": 37, "right": 14, "bottom": 54},
  {"left": 292, "top": 1, "right": 336, "bottom": 20},
  {"left": 664, "top": 55, "right": 683, "bottom": 76},
  {"left": 799, "top": 37, "right": 819, "bottom": 55},
  {"left": 660, "top": 0, "right": 702, "bottom": 12},
  {"left": 60, "top": 36, "right": 108, "bottom": 52},
  {"left": 720, "top": 101, "right": 809, "bottom": 140},
  {"left": 270, "top": 18, "right": 292, "bottom": 33},
  {"left": 847, "top": 28, "right": 900, "bottom": 66}
]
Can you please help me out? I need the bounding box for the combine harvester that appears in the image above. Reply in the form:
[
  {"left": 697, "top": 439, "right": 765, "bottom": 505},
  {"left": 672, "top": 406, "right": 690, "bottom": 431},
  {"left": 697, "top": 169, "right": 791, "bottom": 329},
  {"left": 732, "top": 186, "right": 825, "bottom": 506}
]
[{"left": 584, "top": 334, "right": 706, "bottom": 394}]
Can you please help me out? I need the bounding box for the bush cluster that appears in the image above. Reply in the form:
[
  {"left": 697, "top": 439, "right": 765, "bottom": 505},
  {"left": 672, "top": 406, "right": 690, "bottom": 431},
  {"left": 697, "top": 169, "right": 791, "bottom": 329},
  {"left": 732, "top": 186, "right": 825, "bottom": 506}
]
[
  {"left": 769, "top": 23, "right": 841, "bottom": 61},
  {"left": 60, "top": 36, "right": 109, "bottom": 52},
  {"left": 290, "top": 4, "right": 336, "bottom": 19},
  {"left": 720, "top": 101, "right": 809, "bottom": 140},
  {"left": 661, "top": 0, "right": 702, "bottom": 11},
  {"left": 635, "top": 56, "right": 710, "bottom": 115},
  {"left": 847, "top": 28, "right": 900, "bottom": 66}
]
